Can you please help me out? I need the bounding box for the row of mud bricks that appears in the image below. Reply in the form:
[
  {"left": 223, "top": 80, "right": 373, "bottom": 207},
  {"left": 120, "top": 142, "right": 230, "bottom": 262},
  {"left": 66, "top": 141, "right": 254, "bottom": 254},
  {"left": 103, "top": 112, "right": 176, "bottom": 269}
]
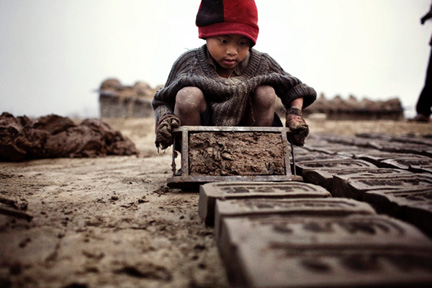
[{"left": 197, "top": 132, "right": 432, "bottom": 288}]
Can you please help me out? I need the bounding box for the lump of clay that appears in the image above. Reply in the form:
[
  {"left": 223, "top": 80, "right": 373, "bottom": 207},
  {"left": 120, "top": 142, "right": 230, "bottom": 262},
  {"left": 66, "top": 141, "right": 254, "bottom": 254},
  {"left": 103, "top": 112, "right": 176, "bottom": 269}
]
[{"left": 0, "top": 112, "right": 138, "bottom": 161}]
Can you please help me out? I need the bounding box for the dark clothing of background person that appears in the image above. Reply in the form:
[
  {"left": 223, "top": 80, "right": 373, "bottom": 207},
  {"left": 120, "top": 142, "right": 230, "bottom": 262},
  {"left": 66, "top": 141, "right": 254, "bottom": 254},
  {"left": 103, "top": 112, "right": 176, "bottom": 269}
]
[
  {"left": 416, "top": 50, "right": 432, "bottom": 119},
  {"left": 414, "top": 2, "right": 432, "bottom": 122}
]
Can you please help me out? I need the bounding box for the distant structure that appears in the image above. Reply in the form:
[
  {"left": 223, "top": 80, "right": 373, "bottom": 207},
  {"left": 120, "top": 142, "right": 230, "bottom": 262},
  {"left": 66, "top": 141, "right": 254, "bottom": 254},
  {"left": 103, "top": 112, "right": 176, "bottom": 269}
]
[
  {"left": 98, "top": 80, "right": 404, "bottom": 120},
  {"left": 98, "top": 78, "right": 159, "bottom": 118},
  {"left": 302, "top": 93, "right": 404, "bottom": 120}
]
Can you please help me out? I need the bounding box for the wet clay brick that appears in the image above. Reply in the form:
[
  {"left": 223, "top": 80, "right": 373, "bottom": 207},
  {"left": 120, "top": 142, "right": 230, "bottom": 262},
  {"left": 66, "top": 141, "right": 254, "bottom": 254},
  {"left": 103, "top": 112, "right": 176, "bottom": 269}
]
[
  {"left": 219, "top": 214, "right": 432, "bottom": 288},
  {"left": 309, "top": 134, "right": 377, "bottom": 150},
  {"left": 189, "top": 131, "right": 288, "bottom": 176},
  {"left": 235, "top": 245, "right": 432, "bottom": 288},
  {"left": 219, "top": 214, "right": 432, "bottom": 256},
  {"left": 295, "top": 152, "right": 346, "bottom": 162},
  {"left": 320, "top": 134, "right": 432, "bottom": 157},
  {"left": 380, "top": 142, "right": 432, "bottom": 157},
  {"left": 302, "top": 168, "right": 410, "bottom": 191},
  {"left": 198, "top": 181, "right": 330, "bottom": 226},
  {"left": 314, "top": 146, "right": 374, "bottom": 158},
  {"left": 357, "top": 133, "right": 432, "bottom": 146},
  {"left": 295, "top": 159, "right": 376, "bottom": 175},
  {"left": 364, "top": 187, "right": 432, "bottom": 237},
  {"left": 332, "top": 174, "right": 432, "bottom": 200},
  {"left": 380, "top": 157, "right": 432, "bottom": 173},
  {"left": 305, "top": 144, "right": 369, "bottom": 156},
  {"left": 214, "top": 198, "right": 376, "bottom": 239},
  {"left": 354, "top": 151, "right": 418, "bottom": 167},
  {"left": 168, "top": 127, "right": 293, "bottom": 189}
]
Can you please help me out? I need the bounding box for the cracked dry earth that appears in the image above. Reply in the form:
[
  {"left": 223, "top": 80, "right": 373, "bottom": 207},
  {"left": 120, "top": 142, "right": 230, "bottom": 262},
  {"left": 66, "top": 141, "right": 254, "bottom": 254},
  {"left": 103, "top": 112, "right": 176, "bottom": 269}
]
[{"left": 0, "top": 117, "right": 431, "bottom": 288}]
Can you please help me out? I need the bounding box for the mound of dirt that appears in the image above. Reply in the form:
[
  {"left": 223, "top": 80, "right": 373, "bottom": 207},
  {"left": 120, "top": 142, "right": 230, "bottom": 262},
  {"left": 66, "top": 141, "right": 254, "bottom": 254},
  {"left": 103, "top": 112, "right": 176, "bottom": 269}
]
[{"left": 0, "top": 113, "right": 138, "bottom": 161}]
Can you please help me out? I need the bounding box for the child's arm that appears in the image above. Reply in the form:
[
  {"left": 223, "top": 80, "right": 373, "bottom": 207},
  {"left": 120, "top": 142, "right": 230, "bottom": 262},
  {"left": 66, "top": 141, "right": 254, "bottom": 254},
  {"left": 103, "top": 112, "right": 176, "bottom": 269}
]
[
  {"left": 290, "top": 97, "right": 303, "bottom": 110},
  {"left": 259, "top": 53, "right": 314, "bottom": 146},
  {"left": 152, "top": 50, "right": 197, "bottom": 150}
]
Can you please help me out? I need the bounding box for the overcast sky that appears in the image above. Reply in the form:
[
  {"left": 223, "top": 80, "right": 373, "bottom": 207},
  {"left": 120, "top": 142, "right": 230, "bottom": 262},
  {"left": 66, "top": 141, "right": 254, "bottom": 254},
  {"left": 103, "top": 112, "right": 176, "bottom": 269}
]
[{"left": 1, "top": 0, "right": 431, "bottom": 118}]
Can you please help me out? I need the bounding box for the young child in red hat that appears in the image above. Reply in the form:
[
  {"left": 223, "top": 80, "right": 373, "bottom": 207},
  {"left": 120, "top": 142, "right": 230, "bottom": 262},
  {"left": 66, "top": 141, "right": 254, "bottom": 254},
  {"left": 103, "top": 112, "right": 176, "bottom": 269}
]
[{"left": 152, "top": 0, "right": 317, "bottom": 149}]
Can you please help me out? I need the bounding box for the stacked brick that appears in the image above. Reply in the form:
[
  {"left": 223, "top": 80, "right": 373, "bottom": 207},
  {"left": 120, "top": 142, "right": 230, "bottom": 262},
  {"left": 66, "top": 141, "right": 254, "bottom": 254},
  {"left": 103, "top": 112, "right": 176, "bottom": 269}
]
[
  {"left": 301, "top": 133, "right": 432, "bottom": 237},
  {"left": 198, "top": 133, "right": 432, "bottom": 288},
  {"left": 302, "top": 94, "right": 404, "bottom": 120},
  {"left": 98, "top": 78, "right": 156, "bottom": 118}
]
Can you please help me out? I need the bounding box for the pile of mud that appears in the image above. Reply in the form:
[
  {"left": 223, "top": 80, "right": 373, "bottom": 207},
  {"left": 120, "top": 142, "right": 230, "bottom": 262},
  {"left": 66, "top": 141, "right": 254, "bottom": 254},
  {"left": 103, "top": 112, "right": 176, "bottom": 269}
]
[
  {"left": 189, "top": 132, "right": 286, "bottom": 176},
  {"left": 0, "top": 112, "right": 138, "bottom": 161}
]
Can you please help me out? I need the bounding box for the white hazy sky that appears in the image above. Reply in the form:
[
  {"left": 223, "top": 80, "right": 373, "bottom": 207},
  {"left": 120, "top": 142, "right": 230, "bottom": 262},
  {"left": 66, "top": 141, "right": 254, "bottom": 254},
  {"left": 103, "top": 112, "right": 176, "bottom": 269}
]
[{"left": 1, "top": 0, "right": 431, "bottom": 118}]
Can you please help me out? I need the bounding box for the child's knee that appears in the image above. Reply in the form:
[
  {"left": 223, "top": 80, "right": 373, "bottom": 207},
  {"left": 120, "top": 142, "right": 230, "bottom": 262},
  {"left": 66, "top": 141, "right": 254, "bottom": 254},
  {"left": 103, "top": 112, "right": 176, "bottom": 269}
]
[
  {"left": 175, "top": 87, "right": 206, "bottom": 112},
  {"left": 254, "top": 85, "right": 276, "bottom": 108}
]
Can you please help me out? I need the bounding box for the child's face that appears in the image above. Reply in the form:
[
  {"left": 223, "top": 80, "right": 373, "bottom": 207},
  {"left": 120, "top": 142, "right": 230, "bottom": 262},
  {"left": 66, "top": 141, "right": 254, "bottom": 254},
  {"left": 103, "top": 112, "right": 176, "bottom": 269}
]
[{"left": 206, "top": 34, "right": 251, "bottom": 77}]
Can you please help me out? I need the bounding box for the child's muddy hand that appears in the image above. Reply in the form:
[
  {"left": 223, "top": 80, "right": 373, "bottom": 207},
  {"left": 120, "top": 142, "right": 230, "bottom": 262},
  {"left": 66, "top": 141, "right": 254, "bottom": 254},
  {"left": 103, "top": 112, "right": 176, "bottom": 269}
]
[
  {"left": 286, "top": 108, "right": 309, "bottom": 146},
  {"left": 155, "top": 114, "right": 181, "bottom": 150}
]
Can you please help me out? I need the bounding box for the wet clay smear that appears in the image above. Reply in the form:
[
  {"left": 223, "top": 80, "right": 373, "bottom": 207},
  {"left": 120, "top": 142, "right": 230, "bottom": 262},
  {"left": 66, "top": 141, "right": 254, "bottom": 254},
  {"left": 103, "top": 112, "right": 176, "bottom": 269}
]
[{"left": 189, "top": 132, "right": 287, "bottom": 176}]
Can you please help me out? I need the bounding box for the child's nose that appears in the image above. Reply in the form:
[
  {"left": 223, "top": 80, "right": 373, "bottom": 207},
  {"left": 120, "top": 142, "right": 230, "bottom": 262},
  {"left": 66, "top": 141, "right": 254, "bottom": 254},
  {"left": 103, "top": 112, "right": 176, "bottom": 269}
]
[{"left": 226, "top": 44, "right": 238, "bottom": 56}]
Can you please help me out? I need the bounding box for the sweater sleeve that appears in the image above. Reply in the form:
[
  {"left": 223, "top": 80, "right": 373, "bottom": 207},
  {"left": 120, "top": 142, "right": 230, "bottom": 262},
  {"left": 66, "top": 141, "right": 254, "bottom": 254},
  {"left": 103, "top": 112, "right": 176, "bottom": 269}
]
[
  {"left": 259, "top": 52, "right": 317, "bottom": 110},
  {"left": 152, "top": 49, "right": 198, "bottom": 125}
]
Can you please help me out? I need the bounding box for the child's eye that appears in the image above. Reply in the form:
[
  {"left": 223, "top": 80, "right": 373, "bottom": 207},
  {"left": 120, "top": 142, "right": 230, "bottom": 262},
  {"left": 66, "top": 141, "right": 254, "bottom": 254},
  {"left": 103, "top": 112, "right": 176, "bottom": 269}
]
[
  {"left": 239, "top": 39, "right": 251, "bottom": 46},
  {"left": 219, "top": 38, "right": 228, "bottom": 44}
]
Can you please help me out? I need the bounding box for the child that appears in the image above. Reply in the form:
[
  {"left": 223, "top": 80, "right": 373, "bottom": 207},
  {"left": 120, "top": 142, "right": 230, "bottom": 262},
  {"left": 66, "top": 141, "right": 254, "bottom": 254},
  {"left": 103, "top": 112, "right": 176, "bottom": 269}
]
[{"left": 152, "top": 0, "right": 317, "bottom": 149}]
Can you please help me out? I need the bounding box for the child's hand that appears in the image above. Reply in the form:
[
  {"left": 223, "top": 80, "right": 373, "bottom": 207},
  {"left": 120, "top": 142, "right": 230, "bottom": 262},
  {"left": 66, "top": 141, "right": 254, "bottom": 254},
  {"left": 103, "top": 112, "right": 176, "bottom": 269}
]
[
  {"left": 155, "top": 114, "right": 181, "bottom": 150},
  {"left": 286, "top": 108, "right": 309, "bottom": 146}
]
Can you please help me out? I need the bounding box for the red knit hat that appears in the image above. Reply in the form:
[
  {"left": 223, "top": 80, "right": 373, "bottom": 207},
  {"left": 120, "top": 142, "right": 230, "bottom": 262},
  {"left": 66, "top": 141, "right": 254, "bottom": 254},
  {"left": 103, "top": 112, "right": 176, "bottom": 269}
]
[{"left": 196, "top": 0, "right": 259, "bottom": 46}]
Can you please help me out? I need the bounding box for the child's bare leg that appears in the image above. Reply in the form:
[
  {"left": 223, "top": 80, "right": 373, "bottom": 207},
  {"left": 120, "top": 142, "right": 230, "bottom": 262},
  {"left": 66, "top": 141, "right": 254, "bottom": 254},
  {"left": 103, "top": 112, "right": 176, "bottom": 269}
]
[
  {"left": 174, "top": 87, "right": 207, "bottom": 125},
  {"left": 247, "top": 85, "right": 276, "bottom": 126}
]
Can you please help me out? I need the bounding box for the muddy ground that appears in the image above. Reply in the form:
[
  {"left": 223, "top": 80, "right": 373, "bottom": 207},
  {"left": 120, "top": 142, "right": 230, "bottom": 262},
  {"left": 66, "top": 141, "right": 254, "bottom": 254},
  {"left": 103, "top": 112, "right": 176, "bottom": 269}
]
[{"left": 0, "top": 117, "right": 431, "bottom": 288}]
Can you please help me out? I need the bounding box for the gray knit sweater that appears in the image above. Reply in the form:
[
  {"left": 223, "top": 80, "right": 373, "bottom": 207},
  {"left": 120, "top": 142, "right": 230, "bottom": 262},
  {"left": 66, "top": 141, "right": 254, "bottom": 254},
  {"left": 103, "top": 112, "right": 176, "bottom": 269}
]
[{"left": 152, "top": 45, "right": 316, "bottom": 126}]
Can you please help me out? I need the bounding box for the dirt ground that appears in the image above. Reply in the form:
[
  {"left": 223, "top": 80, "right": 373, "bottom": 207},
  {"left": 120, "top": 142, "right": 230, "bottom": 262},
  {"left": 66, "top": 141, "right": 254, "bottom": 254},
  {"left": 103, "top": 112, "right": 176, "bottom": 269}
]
[{"left": 0, "top": 117, "right": 431, "bottom": 288}]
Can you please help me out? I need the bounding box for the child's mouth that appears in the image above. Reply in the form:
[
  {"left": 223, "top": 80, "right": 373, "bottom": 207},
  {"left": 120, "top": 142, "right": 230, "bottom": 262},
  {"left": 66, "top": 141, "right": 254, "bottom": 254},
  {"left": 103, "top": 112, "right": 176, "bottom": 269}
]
[{"left": 222, "top": 59, "right": 237, "bottom": 67}]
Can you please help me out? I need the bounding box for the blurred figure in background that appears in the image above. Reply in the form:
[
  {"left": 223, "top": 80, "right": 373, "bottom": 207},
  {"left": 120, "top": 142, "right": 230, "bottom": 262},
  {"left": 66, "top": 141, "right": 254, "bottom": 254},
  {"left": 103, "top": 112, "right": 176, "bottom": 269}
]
[{"left": 412, "top": 2, "right": 432, "bottom": 122}]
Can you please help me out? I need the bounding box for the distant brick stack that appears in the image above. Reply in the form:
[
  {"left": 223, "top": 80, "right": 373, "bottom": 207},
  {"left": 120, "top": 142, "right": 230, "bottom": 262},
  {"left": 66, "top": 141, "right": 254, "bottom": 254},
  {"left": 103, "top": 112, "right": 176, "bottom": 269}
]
[
  {"left": 303, "top": 93, "right": 404, "bottom": 120},
  {"left": 99, "top": 80, "right": 404, "bottom": 120},
  {"left": 98, "top": 78, "right": 159, "bottom": 118}
]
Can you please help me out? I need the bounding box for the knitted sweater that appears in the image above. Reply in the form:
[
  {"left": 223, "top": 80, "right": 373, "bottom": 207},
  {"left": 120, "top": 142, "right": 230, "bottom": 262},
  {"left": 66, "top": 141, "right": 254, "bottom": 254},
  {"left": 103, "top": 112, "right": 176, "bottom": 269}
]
[{"left": 152, "top": 45, "right": 316, "bottom": 126}]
